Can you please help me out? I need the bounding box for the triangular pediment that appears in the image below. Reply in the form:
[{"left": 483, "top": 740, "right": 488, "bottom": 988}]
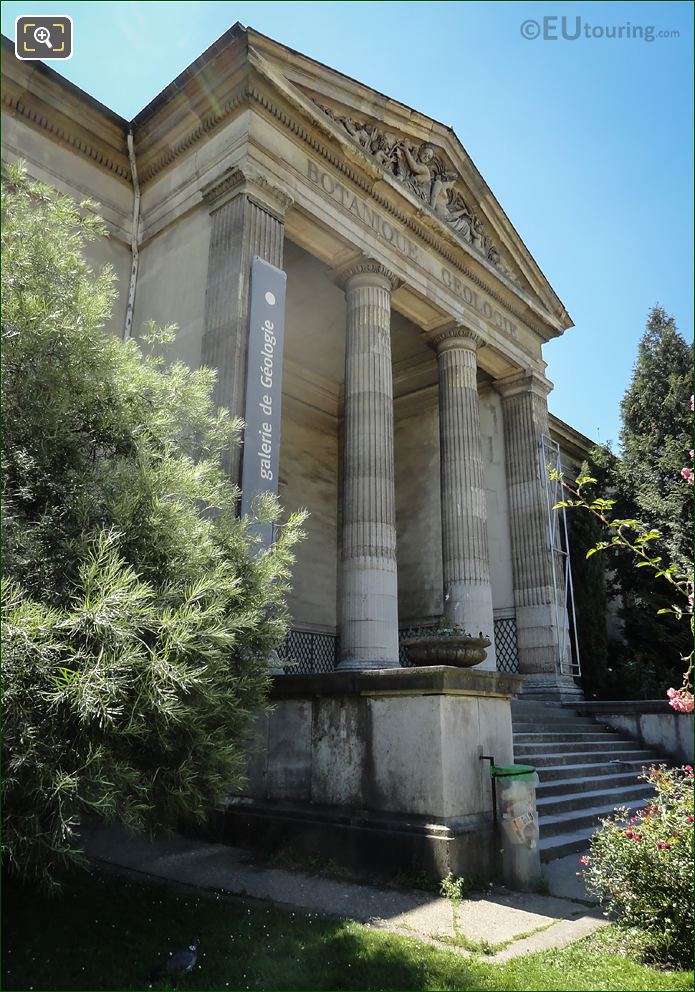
[
  {"left": 1, "top": 20, "right": 571, "bottom": 334},
  {"left": 309, "top": 97, "right": 525, "bottom": 286},
  {"left": 246, "top": 28, "right": 572, "bottom": 333}
]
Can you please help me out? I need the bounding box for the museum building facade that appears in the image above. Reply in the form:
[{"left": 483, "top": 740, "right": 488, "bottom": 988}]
[{"left": 1, "top": 25, "right": 592, "bottom": 698}]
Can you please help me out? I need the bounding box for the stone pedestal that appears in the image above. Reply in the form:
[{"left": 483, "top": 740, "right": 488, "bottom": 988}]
[
  {"left": 202, "top": 166, "right": 292, "bottom": 485},
  {"left": 225, "top": 667, "right": 522, "bottom": 881},
  {"left": 338, "top": 261, "right": 400, "bottom": 670},
  {"left": 434, "top": 326, "right": 496, "bottom": 671},
  {"left": 497, "top": 372, "right": 572, "bottom": 685}
]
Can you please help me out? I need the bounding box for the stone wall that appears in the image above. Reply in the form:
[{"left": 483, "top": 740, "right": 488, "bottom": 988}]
[
  {"left": 394, "top": 395, "right": 442, "bottom": 622},
  {"left": 132, "top": 206, "right": 211, "bottom": 369},
  {"left": 227, "top": 667, "right": 522, "bottom": 879},
  {"left": 2, "top": 113, "right": 132, "bottom": 335},
  {"left": 280, "top": 397, "right": 339, "bottom": 632},
  {"left": 571, "top": 702, "right": 694, "bottom": 764}
]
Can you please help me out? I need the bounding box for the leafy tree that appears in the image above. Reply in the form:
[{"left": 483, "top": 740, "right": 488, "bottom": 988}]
[
  {"left": 576, "top": 308, "right": 693, "bottom": 698},
  {"left": 1, "top": 165, "right": 305, "bottom": 886},
  {"left": 618, "top": 305, "right": 693, "bottom": 566}
]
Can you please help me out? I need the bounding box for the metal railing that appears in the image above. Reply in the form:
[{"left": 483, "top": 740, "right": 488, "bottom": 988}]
[
  {"left": 492, "top": 615, "right": 519, "bottom": 674},
  {"left": 278, "top": 615, "right": 519, "bottom": 675},
  {"left": 277, "top": 628, "right": 339, "bottom": 675}
]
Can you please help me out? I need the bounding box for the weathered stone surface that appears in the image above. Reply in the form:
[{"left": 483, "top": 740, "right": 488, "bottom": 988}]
[{"left": 244, "top": 668, "right": 520, "bottom": 820}]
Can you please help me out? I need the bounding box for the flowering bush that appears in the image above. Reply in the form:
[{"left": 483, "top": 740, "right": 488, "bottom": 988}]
[
  {"left": 581, "top": 765, "right": 694, "bottom": 964},
  {"left": 666, "top": 687, "right": 694, "bottom": 713}
]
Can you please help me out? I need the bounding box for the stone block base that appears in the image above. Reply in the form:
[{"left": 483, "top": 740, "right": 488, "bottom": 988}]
[
  {"left": 229, "top": 666, "right": 523, "bottom": 882},
  {"left": 220, "top": 797, "right": 497, "bottom": 882}
]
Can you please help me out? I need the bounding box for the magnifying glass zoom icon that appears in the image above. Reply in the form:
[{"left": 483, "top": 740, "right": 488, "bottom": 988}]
[{"left": 33, "top": 26, "right": 52, "bottom": 48}]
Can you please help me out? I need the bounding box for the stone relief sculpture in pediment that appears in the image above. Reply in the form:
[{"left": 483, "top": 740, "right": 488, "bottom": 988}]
[{"left": 315, "top": 102, "right": 519, "bottom": 285}]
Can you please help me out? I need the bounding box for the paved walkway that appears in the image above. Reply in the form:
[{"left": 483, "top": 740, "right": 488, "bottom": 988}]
[{"left": 83, "top": 827, "right": 604, "bottom": 963}]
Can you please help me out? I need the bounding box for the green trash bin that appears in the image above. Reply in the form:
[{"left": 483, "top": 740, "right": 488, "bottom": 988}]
[{"left": 491, "top": 764, "right": 541, "bottom": 889}]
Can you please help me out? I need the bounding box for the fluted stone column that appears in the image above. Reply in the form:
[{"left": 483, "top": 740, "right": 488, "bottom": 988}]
[
  {"left": 497, "top": 372, "right": 571, "bottom": 683},
  {"left": 202, "top": 167, "right": 292, "bottom": 485},
  {"left": 338, "top": 260, "right": 400, "bottom": 670},
  {"left": 433, "top": 326, "right": 496, "bottom": 671}
]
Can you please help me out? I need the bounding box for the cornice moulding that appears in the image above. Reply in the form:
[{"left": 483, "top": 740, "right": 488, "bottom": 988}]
[
  {"left": 1, "top": 77, "right": 130, "bottom": 183},
  {"left": 201, "top": 164, "right": 294, "bottom": 217}
]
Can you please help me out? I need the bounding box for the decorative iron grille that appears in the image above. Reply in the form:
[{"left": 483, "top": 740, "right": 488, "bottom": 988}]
[
  {"left": 277, "top": 629, "right": 339, "bottom": 675},
  {"left": 493, "top": 615, "right": 519, "bottom": 674},
  {"left": 278, "top": 619, "right": 519, "bottom": 675}
]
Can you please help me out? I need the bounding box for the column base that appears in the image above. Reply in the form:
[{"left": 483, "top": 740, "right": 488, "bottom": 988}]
[
  {"left": 337, "top": 657, "right": 401, "bottom": 671},
  {"left": 519, "top": 673, "right": 584, "bottom": 703}
]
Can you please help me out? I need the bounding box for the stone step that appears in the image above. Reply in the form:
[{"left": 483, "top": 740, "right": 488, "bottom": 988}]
[
  {"left": 514, "top": 732, "right": 624, "bottom": 745},
  {"left": 536, "top": 784, "right": 653, "bottom": 817},
  {"left": 539, "top": 825, "right": 597, "bottom": 862},
  {"left": 518, "top": 749, "right": 657, "bottom": 768},
  {"left": 533, "top": 758, "right": 657, "bottom": 781},
  {"left": 515, "top": 740, "right": 645, "bottom": 758},
  {"left": 535, "top": 769, "right": 650, "bottom": 797},
  {"left": 513, "top": 719, "right": 600, "bottom": 730},
  {"left": 539, "top": 799, "right": 640, "bottom": 837}
]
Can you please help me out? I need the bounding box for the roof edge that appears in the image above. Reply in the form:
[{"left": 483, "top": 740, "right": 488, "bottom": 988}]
[{"left": 1, "top": 33, "right": 128, "bottom": 128}]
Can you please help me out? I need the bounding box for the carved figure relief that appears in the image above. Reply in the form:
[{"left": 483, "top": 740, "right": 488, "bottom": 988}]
[{"left": 316, "top": 102, "right": 519, "bottom": 285}]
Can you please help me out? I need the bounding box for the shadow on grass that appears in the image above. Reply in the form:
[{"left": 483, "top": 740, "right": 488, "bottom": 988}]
[
  {"left": 2, "top": 867, "right": 486, "bottom": 992},
  {"left": 3, "top": 867, "right": 692, "bottom": 992}
]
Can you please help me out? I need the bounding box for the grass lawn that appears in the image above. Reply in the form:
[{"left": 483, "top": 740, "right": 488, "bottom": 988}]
[{"left": 3, "top": 868, "right": 692, "bottom": 992}]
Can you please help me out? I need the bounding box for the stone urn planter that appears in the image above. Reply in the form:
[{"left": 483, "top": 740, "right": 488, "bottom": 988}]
[{"left": 402, "top": 629, "right": 491, "bottom": 668}]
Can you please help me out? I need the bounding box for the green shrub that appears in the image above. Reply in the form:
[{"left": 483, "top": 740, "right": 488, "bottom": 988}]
[
  {"left": 581, "top": 764, "right": 694, "bottom": 964},
  {"left": 1, "top": 165, "right": 305, "bottom": 886}
]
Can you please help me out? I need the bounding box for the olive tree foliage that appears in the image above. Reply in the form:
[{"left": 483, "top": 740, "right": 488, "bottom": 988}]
[{"left": 1, "top": 165, "right": 306, "bottom": 886}]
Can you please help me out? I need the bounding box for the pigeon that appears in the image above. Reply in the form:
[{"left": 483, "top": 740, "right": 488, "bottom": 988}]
[{"left": 150, "top": 938, "right": 199, "bottom": 980}]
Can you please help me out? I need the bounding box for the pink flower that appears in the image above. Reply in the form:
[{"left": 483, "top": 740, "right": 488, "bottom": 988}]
[
  {"left": 691, "top": 395, "right": 694, "bottom": 412},
  {"left": 667, "top": 688, "right": 695, "bottom": 713},
  {"left": 664, "top": 842, "right": 671, "bottom": 850},
  {"left": 626, "top": 829, "right": 633, "bottom": 838},
  {"left": 635, "top": 834, "right": 642, "bottom": 841},
  {"left": 579, "top": 855, "right": 588, "bottom": 865},
  {"left": 687, "top": 816, "right": 693, "bottom": 823},
  {"left": 681, "top": 467, "right": 694, "bottom": 485}
]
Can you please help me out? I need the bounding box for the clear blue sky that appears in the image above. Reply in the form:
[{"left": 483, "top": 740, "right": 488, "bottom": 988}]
[{"left": 2, "top": 0, "right": 692, "bottom": 445}]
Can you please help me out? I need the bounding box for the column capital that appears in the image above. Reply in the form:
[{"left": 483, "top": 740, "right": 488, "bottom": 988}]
[
  {"left": 494, "top": 369, "right": 553, "bottom": 400},
  {"left": 201, "top": 166, "right": 294, "bottom": 219},
  {"left": 334, "top": 256, "right": 402, "bottom": 292},
  {"left": 429, "top": 323, "right": 484, "bottom": 355}
]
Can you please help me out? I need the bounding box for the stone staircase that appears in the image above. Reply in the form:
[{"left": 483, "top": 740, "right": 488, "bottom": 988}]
[{"left": 512, "top": 701, "right": 661, "bottom": 862}]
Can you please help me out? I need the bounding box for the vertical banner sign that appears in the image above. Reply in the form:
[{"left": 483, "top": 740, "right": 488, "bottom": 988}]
[{"left": 240, "top": 256, "right": 287, "bottom": 547}]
